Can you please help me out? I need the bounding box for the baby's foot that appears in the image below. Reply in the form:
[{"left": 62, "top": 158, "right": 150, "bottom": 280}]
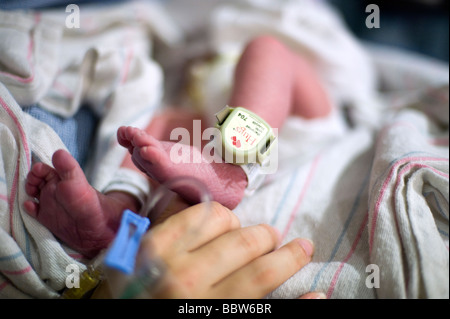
[
  {"left": 117, "top": 126, "right": 248, "bottom": 209},
  {"left": 24, "top": 149, "right": 132, "bottom": 258}
]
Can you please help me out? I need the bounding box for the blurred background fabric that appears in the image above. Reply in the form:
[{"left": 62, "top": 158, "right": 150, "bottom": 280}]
[
  {"left": 1, "top": 0, "right": 448, "bottom": 62},
  {"left": 329, "top": 0, "right": 449, "bottom": 62},
  {"left": 0, "top": 0, "right": 124, "bottom": 9}
]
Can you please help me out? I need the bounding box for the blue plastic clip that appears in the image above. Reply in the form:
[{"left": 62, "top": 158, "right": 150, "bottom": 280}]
[{"left": 104, "top": 209, "right": 150, "bottom": 274}]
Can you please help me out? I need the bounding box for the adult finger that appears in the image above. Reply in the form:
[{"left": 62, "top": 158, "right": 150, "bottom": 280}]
[
  {"left": 172, "top": 224, "right": 280, "bottom": 293},
  {"left": 142, "top": 201, "right": 240, "bottom": 259},
  {"left": 299, "top": 292, "right": 327, "bottom": 299},
  {"left": 209, "top": 238, "right": 314, "bottom": 299}
]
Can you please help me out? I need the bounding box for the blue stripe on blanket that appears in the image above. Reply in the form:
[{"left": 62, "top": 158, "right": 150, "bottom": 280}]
[
  {"left": 0, "top": 251, "right": 23, "bottom": 262},
  {"left": 309, "top": 167, "right": 372, "bottom": 292},
  {"left": 270, "top": 168, "right": 299, "bottom": 227}
]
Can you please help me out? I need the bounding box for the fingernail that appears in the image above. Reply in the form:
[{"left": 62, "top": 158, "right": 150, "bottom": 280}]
[
  {"left": 300, "top": 292, "right": 327, "bottom": 299},
  {"left": 297, "top": 238, "right": 314, "bottom": 257}
]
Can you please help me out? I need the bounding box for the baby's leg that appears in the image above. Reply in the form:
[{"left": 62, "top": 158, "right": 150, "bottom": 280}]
[
  {"left": 118, "top": 36, "right": 331, "bottom": 210},
  {"left": 229, "top": 35, "right": 331, "bottom": 130},
  {"left": 24, "top": 149, "right": 140, "bottom": 258},
  {"left": 145, "top": 107, "right": 207, "bottom": 143}
]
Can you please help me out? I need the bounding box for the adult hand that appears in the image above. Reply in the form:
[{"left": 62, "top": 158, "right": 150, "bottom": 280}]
[{"left": 137, "top": 201, "right": 318, "bottom": 299}]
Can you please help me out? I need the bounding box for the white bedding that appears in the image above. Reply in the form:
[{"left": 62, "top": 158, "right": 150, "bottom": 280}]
[{"left": 0, "top": 0, "right": 448, "bottom": 298}]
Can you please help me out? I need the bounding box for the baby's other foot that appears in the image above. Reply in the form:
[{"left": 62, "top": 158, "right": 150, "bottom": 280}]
[{"left": 24, "top": 149, "right": 124, "bottom": 258}]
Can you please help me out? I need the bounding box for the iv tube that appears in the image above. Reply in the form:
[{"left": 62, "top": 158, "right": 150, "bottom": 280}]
[{"left": 105, "top": 176, "right": 213, "bottom": 299}]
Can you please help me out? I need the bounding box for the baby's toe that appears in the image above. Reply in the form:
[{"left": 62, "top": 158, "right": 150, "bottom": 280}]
[
  {"left": 23, "top": 200, "right": 39, "bottom": 218},
  {"left": 131, "top": 129, "right": 160, "bottom": 149},
  {"left": 25, "top": 181, "right": 39, "bottom": 197},
  {"left": 30, "top": 162, "right": 55, "bottom": 180},
  {"left": 25, "top": 163, "right": 55, "bottom": 196}
]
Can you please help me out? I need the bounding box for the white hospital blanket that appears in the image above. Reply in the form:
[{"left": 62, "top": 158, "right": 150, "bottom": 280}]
[
  {"left": 239, "top": 103, "right": 449, "bottom": 299},
  {"left": 0, "top": 0, "right": 448, "bottom": 299}
]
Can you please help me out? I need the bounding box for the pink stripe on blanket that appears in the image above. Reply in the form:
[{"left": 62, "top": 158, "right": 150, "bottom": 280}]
[
  {"left": 0, "top": 97, "right": 31, "bottom": 166},
  {"left": 395, "top": 163, "right": 449, "bottom": 191},
  {"left": 53, "top": 80, "right": 74, "bottom": 99},
  {"left": 1, "top": 96, "right": 32, "bottom": 239},
  {"left": 281, "top": 154, "right": 321, "bottom": 241},
  {"left": 1, "top": 265, "right": 32, "bottom": 276},
  {"left": 327, "top": 211, "right": 369, "bottom": 298},
  {"left": 369, "top": 156, "right": 449, "bottom": 254},
  {"left": 121, "top": 47, "right": 134, "bottom": 84}
]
